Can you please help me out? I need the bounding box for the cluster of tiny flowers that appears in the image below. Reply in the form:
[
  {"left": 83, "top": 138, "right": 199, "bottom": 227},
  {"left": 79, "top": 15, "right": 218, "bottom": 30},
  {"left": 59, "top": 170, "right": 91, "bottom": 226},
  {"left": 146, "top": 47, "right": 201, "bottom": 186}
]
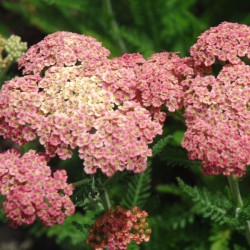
[
  {"left": 182, "top": 64, "right": 250, "bottom": 176},
  {"left": 133, "top": 53, "right": 211, "bottom": 120},
  {"left": 90, "top": 52, "right": 207, "bottom": 121},
  {"left": 4, "top": 35, "right": 27, "bottom": 61},
  {"left": 0, "top": 34, "right": 27, "bottom": 72},
  {"left": 87, "top": 206, "right": 151, "bottom": 250},
  {"left": 18, "top": 31, "right": 110, "bottom": 75},
  {"left": 0, "top": 149, "right": 75, "bottom": 228},
  {"left": 94, "top": 53, "right": 146, "bottom": 103},
  {"left": 190, "top": 22, "right": 250, "bottom": 66},
  {"left": 134, "top": 52, "right": 187, "bottom": 112},
  {"left": 0, "top": 32, "right": 163, "bottom": 177}
]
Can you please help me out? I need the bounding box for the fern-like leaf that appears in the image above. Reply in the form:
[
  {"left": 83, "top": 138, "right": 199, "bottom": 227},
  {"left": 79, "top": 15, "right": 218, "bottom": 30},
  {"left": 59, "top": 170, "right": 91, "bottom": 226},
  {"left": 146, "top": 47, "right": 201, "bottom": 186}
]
[
  {"left": 121, "top": 167, "right": 151, "bottom": 209},
  {"left": 152, "top": 135, "right": 173, "bottom": 157},
  {"left": 160, "top": 145, "right": 201, "bottom": 168},
  {"left": 177, "top": 178, "right": 232, "bottom": 225}
]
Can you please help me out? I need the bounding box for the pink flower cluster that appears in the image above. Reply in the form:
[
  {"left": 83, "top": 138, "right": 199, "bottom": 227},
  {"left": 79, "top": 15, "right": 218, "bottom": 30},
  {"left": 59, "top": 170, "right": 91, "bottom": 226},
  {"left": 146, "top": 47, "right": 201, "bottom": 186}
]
[
  {"left": 0, "top": 32, "right": 163, "bottom": 177},
  {"left": 87, "top": 206, "right": 151, "bottom": 250},
  {"left": 18, "top": 31, "right": 110, "bottom": 75},
  {"left": 182, "top": 22, "right": 250, "bottom": 176},
  {"left": 190, "top": 22, "right": 250, "bottom": 66},
  {"left": 94, "top": 53, "right": 146, "bottom": 104},
  {"left": 0, "top": 149, "right": 75, "bottom": 228},
  {"left": 2, "top": 23, "right": 249, "bottom": 179},
  {"left": 135, "top": 52, "right": 189, "bottom": 112},
  {"left": 182, "top": 63, "right": 250, "bottom": 176}
]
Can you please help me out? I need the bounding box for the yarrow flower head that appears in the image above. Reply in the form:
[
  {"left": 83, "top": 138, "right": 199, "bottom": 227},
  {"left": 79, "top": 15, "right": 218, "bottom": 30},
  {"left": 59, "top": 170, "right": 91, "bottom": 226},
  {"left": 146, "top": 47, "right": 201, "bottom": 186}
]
[
  {"left": 182, "top": 64, "right": 250, "bottom": 176},
  {"left": 18, "top": 31, "right": 110, "bottom": 75},
  {"left": 0, "top": 32, "right": 163, "bottom": 177},
  {"left": 0, "top": 149, "right": 75, "bottom": 228},
  {"left": 87, "top": 206, "right": 151, "bottom": 250},
  {"left": 134, "top": 52, "right": 191, "bottom": 112},
  {"left": 190, "top": 22, "right": 250, "bottom": 66},
  {"left": 128, "top": 53, "right": 210, "bottom": 119}
]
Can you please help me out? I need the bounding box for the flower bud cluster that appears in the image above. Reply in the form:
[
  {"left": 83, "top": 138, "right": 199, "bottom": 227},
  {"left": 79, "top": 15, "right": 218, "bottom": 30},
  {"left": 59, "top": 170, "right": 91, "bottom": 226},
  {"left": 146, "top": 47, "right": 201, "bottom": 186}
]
[
  {"left": 4, "top": 35, "right": 27, "bottom": 61},
  {"left": 87, "top": 206, "right": 151, "bottom": 250},
  {"left": 0, "top": 35, "right": 27, "bottom": 72},
  {"left": 0, "top": 149, "right": 75, "bottom": 228}
]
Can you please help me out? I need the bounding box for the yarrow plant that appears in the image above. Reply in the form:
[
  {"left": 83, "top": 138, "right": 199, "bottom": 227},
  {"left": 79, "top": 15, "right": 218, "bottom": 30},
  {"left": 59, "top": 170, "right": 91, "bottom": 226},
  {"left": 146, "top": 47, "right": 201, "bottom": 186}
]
[{"left": 0, "top": 21, "right": 249, "bottom": 249}]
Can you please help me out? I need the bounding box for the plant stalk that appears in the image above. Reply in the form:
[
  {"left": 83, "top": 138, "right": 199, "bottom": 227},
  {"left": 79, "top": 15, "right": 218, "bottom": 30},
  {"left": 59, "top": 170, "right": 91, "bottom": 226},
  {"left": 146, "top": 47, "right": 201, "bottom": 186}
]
[
  {"left": 73, "top": 178, "right": 90, "bottom": 187},
  {"left": 101, "top": 188, "right": 111, "bottom": 211},
  {"left": 227, "top": 175, "right": 250, "bottom": 245}
]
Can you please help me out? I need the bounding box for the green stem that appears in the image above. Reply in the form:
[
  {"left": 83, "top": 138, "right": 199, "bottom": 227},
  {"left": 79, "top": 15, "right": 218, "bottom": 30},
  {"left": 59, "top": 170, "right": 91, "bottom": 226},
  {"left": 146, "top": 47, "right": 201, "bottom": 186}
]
[
  {"left": 101, "top": 188, "right": 111, "bottom": 211},
  {"left": 104, "top": 0, "right": 127, "bottom": 53},
  {"left": 227, "top": 175, "right": 250, "bottom": 245},
  {"left": 72, "top": 178, "right": 90, "bottom": 188}
]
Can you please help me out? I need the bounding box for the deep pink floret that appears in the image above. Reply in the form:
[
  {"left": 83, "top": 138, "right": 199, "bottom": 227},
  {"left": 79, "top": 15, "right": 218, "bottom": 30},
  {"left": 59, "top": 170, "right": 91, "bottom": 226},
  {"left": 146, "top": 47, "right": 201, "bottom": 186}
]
[{"left": 87, "top": 206, "right": 151, "bottom": 250}]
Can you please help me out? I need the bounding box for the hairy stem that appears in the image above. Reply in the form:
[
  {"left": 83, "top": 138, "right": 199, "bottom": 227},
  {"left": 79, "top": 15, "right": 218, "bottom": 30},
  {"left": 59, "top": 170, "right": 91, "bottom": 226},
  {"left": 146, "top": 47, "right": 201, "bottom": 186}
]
[
  {"left": 227, "top": 175, "right": 250, "bottom": 245},
  {"left": 104, "top": 0, "right": 127, "bottom": 53}
]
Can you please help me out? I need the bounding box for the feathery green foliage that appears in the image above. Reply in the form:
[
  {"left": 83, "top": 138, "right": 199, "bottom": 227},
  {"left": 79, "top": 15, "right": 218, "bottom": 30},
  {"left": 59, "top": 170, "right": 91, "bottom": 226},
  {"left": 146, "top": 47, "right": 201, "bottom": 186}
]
[
  {"left": 152, "top": 135, "right": 173, "bottom": 157},
  {"left": 160, "top": 145, "right": 201, "bottom": 168},
  {"left": 121, "top": 167, "right": 152, "bottom": 210},
  {"left": 177, "top": 178, "right": 232, "bottom": 225}
]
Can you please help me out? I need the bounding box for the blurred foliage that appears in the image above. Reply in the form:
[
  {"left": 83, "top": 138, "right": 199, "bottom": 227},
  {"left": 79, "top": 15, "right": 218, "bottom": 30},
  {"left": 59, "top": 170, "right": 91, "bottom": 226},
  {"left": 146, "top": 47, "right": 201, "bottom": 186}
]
[
  {"left": 1, "top": 0, "right": 249, "bottom": 57},
  {"left": 0, "top": 0, "right": 250, "bottom": 249}
]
